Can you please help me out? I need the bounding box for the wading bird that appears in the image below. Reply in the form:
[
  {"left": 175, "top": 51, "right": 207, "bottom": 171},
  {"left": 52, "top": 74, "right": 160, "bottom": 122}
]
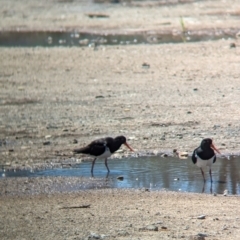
[
  {"left": 73, "top": 136, "right": 134, "bottom": 174},
  {"left": 192, "top": 138, "right": 221, "bottom": 182}
]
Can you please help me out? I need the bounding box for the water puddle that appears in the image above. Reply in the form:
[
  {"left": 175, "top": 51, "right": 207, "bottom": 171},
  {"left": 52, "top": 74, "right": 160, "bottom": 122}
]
[
  {"left": 0, "top": 28, "right": 239, "bottom": 47},
  {"left": 1, "top": 156, "right": 240, "bottom": 195}
]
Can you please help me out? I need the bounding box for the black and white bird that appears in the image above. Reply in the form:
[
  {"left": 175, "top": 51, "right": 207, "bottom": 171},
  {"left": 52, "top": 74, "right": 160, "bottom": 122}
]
[
  {"left": 73, "top": 136, "right": 134, "bottom": 174},
  {"left": 192, "top": 138, "right": 221, "bottom": 182}
]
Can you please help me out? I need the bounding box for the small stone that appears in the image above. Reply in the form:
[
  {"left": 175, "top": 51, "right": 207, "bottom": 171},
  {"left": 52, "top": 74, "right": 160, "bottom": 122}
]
[
  {"left": 43, "top": 141, "right": 51, "bottom": 145},
  {"left": 161, "top": 153, "right": 168, "bottom": 158},
  {"left": 223, "top": 189, "right": 228, "bottom": 196},
  {"left": 189, "top": 236, "right": 205, "bottom": 240},
  {"left": 89, "top": 232, "right": 100, "bottom": 239},
  {"left": 198, "top": 233, "right": 208, "bottom": 237},
  {"left": 161, "top": 226, "right": 167, "bottom": 230},
  {"left": 142, "top": 225, "right": 158, "bottom": 231},
  {"left": 45, "top": 135, "right": 51, "bottom": 139},
  {"left": 95, "top": 95, "right": 104, "bottom": 98},
  {"left": 79, "top": 39, "right": 89, "bottom": 45},
  {"left": 193, "top": 88, "right": 198, "bottom": 91},
  {"left": 117, "top": 230, "right": 129, "bottom": 236},
  {"left": 128, "top": 136, "right": 136, "bottom": 140},
  {"left": 116, "top": 149, "right": 124, "bottom": 153},
  {"left": 125, "top": 223, "right": 132, "bottom": 227},
  {"left": 100, "top": 234, "right": 107, "bottom": 239},
  {"left": 229, "top": 43, "right": 236, "bottom": 48},
  {"left": 73, "top": 139, "right": 78, "bottom": 144},
  {"left": 178, "top": 151, "right": 188, "bottom": 159},
  {"left": 117, "top": 176, "right": 124, "bottom": 181},
  {"left": 197, "top": 215, "right": 206, "bottom": 219},
  {"left": 142, "top": 62, "right": 150, "bottom": 69},
  {"left": 21, "top": 146, "right": 30, "bottom": 150}
]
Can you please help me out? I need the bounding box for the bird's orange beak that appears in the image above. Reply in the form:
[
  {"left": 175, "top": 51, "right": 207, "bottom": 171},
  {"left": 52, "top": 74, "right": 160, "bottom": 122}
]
[
  {"left": 124, "top": 142, "right": 134, "bottom": 151},
  {"left": 211, "top": 143, "right": 221, "bottom": 155}
]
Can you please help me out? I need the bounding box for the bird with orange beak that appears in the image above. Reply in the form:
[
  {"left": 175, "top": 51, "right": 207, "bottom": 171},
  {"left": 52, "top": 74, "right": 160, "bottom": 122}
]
[
  {"left": 73, "top": 136, "right": 134, "bottom": 174},
  {"left": 192, "top": 138, "right": 221, "bottom": 182}
]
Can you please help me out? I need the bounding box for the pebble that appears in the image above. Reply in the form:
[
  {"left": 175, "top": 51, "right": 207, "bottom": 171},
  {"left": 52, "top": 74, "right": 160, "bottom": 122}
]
[
  {"left": 21, "top": 146, "right": 30, "bottom": 150},
  {"left": 198, "top": 233, "right": 208, "bottom": 237},
  {"left": 223, "top": 189, "right": 228, "bottom": 196},
  {"left": 128, "top": 136, "right": 136, "bottom": 140},
  {"left": 161, "top": 153, "right": 168, "bottom": 158},
  {"left": 117, "top": 176, "right": 124, "bottom": 181},
  {"left": 229, "top": 42, "right": 236, "bottom": 48},
  {"left": 142, "top": 62, "right": 150, "bottom": 69},
  {"left": 116, "top": 149, "right": 124, "bottom": 153},
  {"left": 189, "top": 236, "right": 205, "bottom": 240},
  {"left": 178, "top": 151, "right": 188, "bottom": 159},
  {"left": 139, "top": 224, "right": 158, "bottom": 231},
  {"left": 43, "top": 141, "right": 51, "bottom": 145},
  {"left": 72, "top": 139, "right": 78, "bottom": 144},
  {"left": 117, "top": 230, "right": 129, "bottom": 236},
  {"left": 197, "top": 215, "right": 206, "bottom": 219},
  {"left": 89, "top": 232, "right": 101, "bottom": 239}
]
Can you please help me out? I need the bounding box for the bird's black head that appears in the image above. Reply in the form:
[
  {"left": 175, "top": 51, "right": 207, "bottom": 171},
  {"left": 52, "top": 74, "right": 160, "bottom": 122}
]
[
  {"left": 115, "top": 135, "right": 127, "bottom": 144},
  {"left": 113, "top": 135, "right": 134, "bottom": 152},
  {"left": 200, "top": 138, "right": 221, "bottom": 154},
  {"left": 200, "top": 138, "right": 212, "bottom": 149}
]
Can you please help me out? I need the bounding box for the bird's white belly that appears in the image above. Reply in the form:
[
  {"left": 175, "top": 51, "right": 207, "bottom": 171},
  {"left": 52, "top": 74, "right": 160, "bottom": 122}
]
[
  {"left": 98, "top": 147, "right": 111, "bottom": 159},
  {"left": 196, "top": 156, "right": 215, "bottom": 168}
]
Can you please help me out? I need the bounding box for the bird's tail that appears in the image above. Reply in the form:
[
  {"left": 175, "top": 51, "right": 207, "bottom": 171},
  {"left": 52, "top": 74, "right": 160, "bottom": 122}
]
[{"left": 73, "top": 146, "right": 89, "bottom": 154}]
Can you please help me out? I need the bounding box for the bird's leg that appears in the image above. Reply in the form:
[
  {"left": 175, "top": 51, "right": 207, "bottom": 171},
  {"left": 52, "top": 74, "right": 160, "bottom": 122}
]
[
  {"left": 105, "top": 158, "right": 110, "bottom": 172},
  {"left": 202, "top": 182, "right": 205, "bottom": 193},
  {"left": 200, "top": 168, "right": 205, "bottom": 182},
  {"left": 91, "top": 158, "right": 97, "bottom": 174},
  {"left": 209, "top": 169, "right": 213, "bottom": 182}
]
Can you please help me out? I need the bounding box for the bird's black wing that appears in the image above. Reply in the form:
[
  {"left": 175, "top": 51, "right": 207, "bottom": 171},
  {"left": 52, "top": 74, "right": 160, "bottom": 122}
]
[
  {"left": 192, "top": 148, "right": 198, "bottom": 164},
  {"left": 196, "top": 147, "right": 215, "bottom": 160},
  {"left": 73, "top": 137, "right": 113, "bottom": 156}
]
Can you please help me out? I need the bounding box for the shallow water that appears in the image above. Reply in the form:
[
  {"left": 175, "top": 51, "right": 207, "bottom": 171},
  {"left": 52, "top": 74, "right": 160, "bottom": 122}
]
[
  {"left": 0, "top": 29, "right": 239, "bottom": 47},
  {"left": 1, "top": 156, "right": 240, "bottom": 195}
]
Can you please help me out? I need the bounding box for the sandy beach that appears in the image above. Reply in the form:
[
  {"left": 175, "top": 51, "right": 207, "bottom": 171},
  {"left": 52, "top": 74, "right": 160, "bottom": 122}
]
[{"left": 1, "top": 0, "right": 240, "bottom": 239}]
